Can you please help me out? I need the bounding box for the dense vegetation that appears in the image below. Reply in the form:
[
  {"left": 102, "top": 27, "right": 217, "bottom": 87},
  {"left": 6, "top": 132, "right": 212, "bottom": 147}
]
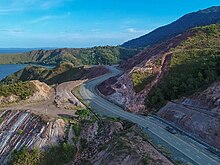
[
  {"left": 0, "top": 53, "right": 33, "bottom": 64},
  {"left": 131, "top": 71, "right": 156, "bottom": 93},
  {"left": 0, "top": 46, "right": 139, "bottom": 65},
  {"left": 0, "top": 81, "right": 36, "bottom": 99},
  {"left": 8, "top": 143, "right": 76, "bottom": 165},
  {"left": 146, "top": 24, "right": 220, "bottom": 109},
  {"left": 122, "top": 6, "right": 220, "bottom": 48}
]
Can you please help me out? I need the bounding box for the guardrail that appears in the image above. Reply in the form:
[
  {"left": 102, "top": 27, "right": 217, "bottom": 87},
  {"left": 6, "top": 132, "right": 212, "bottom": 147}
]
[
  {"left": 149, "top": 114, "right": 220, "bottom": 156},
  {"left": 170, "top": 101, "right": 220, "bottom": 119}
]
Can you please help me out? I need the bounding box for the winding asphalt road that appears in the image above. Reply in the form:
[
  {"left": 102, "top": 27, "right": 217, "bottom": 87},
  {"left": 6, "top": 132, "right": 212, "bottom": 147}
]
[{"left": 79, "top": 66, "right": 220, "bottom": 165}]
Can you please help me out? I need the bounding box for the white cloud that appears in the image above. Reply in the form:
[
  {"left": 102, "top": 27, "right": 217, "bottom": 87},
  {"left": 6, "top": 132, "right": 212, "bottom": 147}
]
[
  {"left": 0, "top": 8, "right": 23, "bottom": 15},
  {"left": 127, "top": 28, "right": 138, "bottom": 33},
  {"left": 26, "top": 13, "right": 71, "bottom": 24},
  {"left": 28, "top": 16, "right": 54, "bottom": 24},
  {"left": 126, "top": 27, "right": 150, "bottom": 34},
  {"left": 0, "top": 0, "right": 74, "bottom": 14}
]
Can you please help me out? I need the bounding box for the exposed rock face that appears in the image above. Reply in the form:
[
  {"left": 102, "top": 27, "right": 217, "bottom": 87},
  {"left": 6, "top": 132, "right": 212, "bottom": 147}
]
[
  {"left": 89, "top": 128, "right": 173, "bottom": 165},
  {"left": 191, "top": 81, "right": 220, "bottom": 112},
  {"left": 72, "top": 120, "right": 173, "bottom": 165},
  {"left": 73, "top": 121, "right": 124, "bottom": 164},
  {"left": 81, "top": 122, "right": 99, "bottom": 142},
  {"left": 158, "top": 102, "right": 220, "bottom": 149},
  {"left": 34, "top": 119, "right": 66, "bottom": 148},
  {"left": 0, "top": 110, "right": 67, "bottom": 164}
]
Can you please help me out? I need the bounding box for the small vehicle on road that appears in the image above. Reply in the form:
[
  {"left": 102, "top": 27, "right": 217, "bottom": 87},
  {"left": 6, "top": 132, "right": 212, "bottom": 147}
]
[{"left": 165, "top": 126, "right": 177, "bottom": 134}]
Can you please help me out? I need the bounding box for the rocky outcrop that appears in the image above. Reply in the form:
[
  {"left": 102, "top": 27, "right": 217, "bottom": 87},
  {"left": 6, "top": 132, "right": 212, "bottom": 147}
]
[
  {"left": 0, "top": 110, "right": 67, "bottom": 164},
  {"left": 73, "top": 121, "right": 124, "bottom": 164},
  {"left": 86, "top": 128, "right": 173, "bottom": 165},
  {"left": 190, "top": 81, "right": 220, "bottom": 112}
]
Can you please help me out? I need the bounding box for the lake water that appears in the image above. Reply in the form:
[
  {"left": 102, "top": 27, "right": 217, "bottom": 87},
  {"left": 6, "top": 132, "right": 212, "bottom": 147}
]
[{"left": 0, "top": 64, "right": 54, "bottom": 81}]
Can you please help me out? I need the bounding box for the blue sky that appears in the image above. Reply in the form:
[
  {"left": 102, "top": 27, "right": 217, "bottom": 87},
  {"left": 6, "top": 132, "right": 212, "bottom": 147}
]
[{"left": 0, "top": 0, "right": 220, "bottom": 48}]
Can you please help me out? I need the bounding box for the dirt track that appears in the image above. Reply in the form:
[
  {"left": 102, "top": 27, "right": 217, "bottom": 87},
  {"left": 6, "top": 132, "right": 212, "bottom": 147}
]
[{"left": 0, "top": 81, "right": 85, "bottom": 120}]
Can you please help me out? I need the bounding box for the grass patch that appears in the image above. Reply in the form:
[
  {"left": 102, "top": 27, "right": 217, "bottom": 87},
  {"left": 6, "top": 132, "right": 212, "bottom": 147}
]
[
  {"left": 0, "top": 117, "right": 3, "bottom": 124},
  {"left": 17, "top": 129, "right": 23, "bottom": 135},
  {"left": 132, "top": 71, "right": 156, "bottom": 93}
]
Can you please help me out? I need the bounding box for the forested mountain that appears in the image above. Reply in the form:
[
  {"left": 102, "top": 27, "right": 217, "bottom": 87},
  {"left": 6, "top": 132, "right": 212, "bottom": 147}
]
[
  {"left": 0, "top": 46, "right": 139, "bottom": 65},
  {"left": 122, "top": 6, "right": 220, "bottom": 48}
]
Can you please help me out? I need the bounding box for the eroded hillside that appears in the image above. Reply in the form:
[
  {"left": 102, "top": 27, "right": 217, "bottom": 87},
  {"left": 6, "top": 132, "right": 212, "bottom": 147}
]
[{"left": 98, "top": 24, "right": 220, "bottom": 113}]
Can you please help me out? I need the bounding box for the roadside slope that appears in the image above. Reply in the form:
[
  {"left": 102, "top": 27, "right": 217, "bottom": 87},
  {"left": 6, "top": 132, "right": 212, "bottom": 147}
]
[{"left": 99, "top": 24, "right": 220, "bottom": 113}]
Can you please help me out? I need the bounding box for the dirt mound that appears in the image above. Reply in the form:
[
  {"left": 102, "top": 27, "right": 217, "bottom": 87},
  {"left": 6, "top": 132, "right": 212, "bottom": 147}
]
[{"left": 28, "top": 80, "right": 51, "bottom": 101}]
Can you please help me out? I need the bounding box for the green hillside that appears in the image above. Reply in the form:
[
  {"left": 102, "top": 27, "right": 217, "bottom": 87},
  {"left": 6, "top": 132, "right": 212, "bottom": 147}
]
[
  {"left": 0, "top": 46, "right": 139, "bottom": 65},
  {"left": 146, "top": 24, "right": 220, "bottom": 109},
  {"left": 0, "top": 81, "right": 36, "bottom": 100},
  {"left": 1, "top": 62, "right": 108, "bottom": 85}
]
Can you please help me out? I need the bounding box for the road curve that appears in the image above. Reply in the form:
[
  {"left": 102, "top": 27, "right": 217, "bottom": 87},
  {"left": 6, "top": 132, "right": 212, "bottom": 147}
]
[{"left": 79, "top": 66, "right": 220, "bottom": 165}]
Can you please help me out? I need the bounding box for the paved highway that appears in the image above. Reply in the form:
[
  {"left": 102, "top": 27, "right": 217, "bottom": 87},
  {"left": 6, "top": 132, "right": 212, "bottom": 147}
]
[{"left": 79, "top": 66, "right": 220, "bottom": 165}]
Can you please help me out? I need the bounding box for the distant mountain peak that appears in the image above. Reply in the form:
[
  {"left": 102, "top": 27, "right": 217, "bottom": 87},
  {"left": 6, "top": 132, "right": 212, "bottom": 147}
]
[{"left": 122, "top": 6, "right": 220, "bottom": 48}]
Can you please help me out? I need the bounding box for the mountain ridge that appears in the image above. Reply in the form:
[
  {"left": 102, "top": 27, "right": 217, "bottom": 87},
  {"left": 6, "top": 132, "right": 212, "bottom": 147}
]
[
  {"left": 122, "top": 6, "right": 220, "bottom": 48},
  {"left": 99, "top": 23, "right": 220, "bottom": 113},
  {"left": 0, "top": 46, "right": 139, "bottom": 65}
]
